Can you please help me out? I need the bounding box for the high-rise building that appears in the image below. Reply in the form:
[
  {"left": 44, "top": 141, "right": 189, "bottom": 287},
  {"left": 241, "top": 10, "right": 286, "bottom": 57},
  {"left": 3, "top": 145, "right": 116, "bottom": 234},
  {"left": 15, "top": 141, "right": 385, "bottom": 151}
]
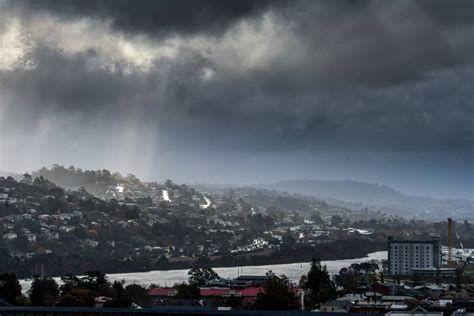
[{"left": 388, "top": 237, "right": 441, "bottom": 275}]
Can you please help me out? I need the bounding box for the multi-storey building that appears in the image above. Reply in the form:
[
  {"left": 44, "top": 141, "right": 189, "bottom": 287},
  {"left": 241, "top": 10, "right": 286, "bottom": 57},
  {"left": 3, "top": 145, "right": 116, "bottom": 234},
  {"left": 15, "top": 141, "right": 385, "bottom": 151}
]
[{"left": 388, "top": 237, "right": 441, "bottom": 275}]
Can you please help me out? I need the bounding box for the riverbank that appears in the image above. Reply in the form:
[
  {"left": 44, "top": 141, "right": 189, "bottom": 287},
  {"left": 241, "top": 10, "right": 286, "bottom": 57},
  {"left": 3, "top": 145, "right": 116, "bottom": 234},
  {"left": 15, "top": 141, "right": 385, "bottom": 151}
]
[
  {"left": 20, "top": 251, "right": 387, "bottom": 292},
  {"left": 7, "top": 238, "right": 386, "bottom": 279}
]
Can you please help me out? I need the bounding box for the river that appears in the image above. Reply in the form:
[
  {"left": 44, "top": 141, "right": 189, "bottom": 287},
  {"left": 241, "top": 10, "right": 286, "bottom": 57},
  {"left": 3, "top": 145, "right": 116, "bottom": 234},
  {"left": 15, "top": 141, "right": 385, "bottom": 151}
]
[{"left": 20, "top": 251, "right": 386, "bottom": 292}]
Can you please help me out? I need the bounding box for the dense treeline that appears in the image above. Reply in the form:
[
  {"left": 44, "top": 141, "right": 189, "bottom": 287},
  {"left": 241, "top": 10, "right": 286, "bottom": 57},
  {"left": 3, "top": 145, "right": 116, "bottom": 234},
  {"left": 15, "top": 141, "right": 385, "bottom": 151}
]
[
  {"left": 0, "top": 265, "right": 338, "bottom": 311},
  {"left": 31, "top": 164, "right": 141, "bottom": 195},
  {"left": 0, "top": 271, "right": 151, "bottom": 307}
]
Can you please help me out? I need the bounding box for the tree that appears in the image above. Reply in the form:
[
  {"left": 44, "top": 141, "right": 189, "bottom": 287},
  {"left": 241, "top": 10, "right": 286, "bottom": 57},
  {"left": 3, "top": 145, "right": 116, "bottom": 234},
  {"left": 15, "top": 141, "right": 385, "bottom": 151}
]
[
  {"left": 302, "top": 258, "right": 336, "bottom": 309},
  {"left": 14, "top": 295, "right": 29, "bottom": 306},
  {"left": 155, "top": 255, "right": 170, "bottom": 268},
  {"left": 266, "top": 207, "right": 285, "bottom": 221},
  {"left": 57, "top": 289, "right": 95, "bottom": 307},
  {"left": 22, "top": 173, "right": 32, "bottom": 184},
  {"left": 81, "top": 271, "right": 109, "bottom": 292},
  {"left": 125, "top": 284, "right": 152, "bottom": 307},
  {"left": 29, "top": 276, "right": 59, "bottom": 306},
  {"left": 335, "top": 267, "right": 358, "bottom": 292},
  {"left": 299, "top": 274, "right": 308, "bottom": 289},
  {"left": 105, "top": 281, "right": 132, "bottom": 308},
  {"left": 330, "top": 215, "right": 343, "bottom": 227},
  {"left": 0, "top": 248, "right": 10, "bottom": 266},
  {"left": 188, "top": 267, "right": 220, "bottom": 287},
  {"left": 59, "top": 275, "right": 82, "bottom": 296},
  {"left": 174, "top": 283, "right": 200, "bottom": 299},
  {"left": 123, "top": 206, "right": 140, "bottom": 220},
  {"left": 335, "top": 261, "right": 379, "bottom": 290},
  {"left": 281, "top": 229, "right": 296, "bottom": 249},
  {"left": 59, "top": 273, "right": 115, "bottom": 304},
  {"left": 310, "top": 211, "right": 324, "bottom": 225},
  {"left": 0, "top": 272, "right": 22, "bottom": 304},
  {"left": 254, "top": 271, "right": 298, "bottom": 310},
  {"left": 351, "top": 261, "right": 378, "bottom": 274}
]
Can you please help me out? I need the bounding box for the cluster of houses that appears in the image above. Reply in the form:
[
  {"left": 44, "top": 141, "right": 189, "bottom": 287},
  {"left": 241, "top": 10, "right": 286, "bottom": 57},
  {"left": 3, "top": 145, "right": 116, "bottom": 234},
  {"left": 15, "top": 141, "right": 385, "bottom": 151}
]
[
  {"left": 104, "top": 181, "right": 208, "bottom": 210},
  {"left": 146, "top": 275, "right": 300, "bottom": 309},
  {"left": 1, "top": 209, "right": 85, "bottom": 259},
  {"left": 2, "top": 177, "right": 384, "bottom": 269},
  {"left": 322, "top": 282, "right": 474, "bottom": 315},
  {"left": 0, "top": 187, "right": 14, "bottom": 204},
  {"left": 144, "top": 277, "right": 474, "bottom": 314}
]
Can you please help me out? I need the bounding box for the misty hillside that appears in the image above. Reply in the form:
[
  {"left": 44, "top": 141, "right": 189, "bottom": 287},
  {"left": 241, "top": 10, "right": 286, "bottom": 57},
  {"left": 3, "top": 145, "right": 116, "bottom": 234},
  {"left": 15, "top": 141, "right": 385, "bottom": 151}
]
[
  {"left": 14, "top": 166, "right": 474, "bottom": 220},
  {"left": 0, "top": 171, "right": 20, "bottom": 179},
  {"left": 260, "top": 179, "right": 474, "bottom": 219},
  {"left": 263, "top": 180, "right": 405, "bottom": 204},
  {"left": 31, "top": 165, "right": 144, "bottom": 197},
  {"left": 0, "top": 170, "right": 390, "bottom": 277}
]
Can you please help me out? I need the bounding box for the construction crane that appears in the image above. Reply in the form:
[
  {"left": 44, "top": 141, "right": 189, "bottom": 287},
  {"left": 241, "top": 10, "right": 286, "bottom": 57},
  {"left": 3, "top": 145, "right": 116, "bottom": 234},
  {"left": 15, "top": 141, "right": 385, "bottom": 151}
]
[
  {"left": 448, "top": 218, "right": 453, "bottom": 268},
  {"left": 456, "top": 232, "right": 464, "bottom": 252}
]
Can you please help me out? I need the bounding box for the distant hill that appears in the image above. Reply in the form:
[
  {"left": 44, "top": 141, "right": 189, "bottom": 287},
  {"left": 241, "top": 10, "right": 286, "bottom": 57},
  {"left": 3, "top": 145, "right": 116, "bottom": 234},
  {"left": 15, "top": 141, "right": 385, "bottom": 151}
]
[
  {"left": 260, "top": 179, "right": 474, "bottom": 220},
  {"left": 262, "top": 180, "right": 404, "bottom": 205}
]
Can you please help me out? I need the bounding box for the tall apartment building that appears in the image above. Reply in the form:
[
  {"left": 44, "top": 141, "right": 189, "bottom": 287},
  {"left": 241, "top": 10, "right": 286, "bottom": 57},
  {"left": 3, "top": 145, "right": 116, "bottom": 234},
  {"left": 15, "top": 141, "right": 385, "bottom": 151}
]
[{"left": 388, "top": 237, "right": 441, "bottom": 275}]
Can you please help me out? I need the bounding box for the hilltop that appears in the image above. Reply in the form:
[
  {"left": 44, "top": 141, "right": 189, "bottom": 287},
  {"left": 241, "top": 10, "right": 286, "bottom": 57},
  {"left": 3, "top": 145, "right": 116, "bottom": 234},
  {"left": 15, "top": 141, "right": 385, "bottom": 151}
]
[
  {"left": 8, "top": 166, "right": 474, "bottom": 220},
  {"left": 259, "top": 179, "right": 474, "bottom": 220}
]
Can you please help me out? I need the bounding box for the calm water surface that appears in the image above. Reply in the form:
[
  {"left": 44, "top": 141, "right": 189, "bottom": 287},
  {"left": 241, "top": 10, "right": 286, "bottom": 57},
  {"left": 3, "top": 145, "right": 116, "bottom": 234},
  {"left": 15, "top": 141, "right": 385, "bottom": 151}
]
[{"left": 20, "top": 251, "right": 387, "bottom": 291}]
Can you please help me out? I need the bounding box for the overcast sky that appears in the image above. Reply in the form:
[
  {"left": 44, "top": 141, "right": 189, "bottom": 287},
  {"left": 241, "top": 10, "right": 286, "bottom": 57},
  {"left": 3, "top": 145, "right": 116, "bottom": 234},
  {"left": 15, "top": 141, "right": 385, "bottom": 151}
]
[{"left": 0, "top": 0, "right": 473, "bottom": 199}]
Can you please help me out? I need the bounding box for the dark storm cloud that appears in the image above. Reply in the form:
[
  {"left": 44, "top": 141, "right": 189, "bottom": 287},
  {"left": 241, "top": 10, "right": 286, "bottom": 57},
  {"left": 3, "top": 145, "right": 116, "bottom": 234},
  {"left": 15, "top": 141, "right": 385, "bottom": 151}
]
[
  {"left": 2, "top": 45, "right": 149, "bottom": 111},
  {"left": 272, "top": 0, "right": 473, "bottom": 87},
  {"left": 9, "top": 0, "right": 474, "bottom": 36},
  {"left": 1, "top": 0, "right": 473, "bottom": 160},
  {"left": 415, "top": 0, "right": 474, "bottom": 27},
  {"left": 6, "top": 0, "right": 474, "bottom": 87},
  {"left": 3, "top": 41, "right": 472, "bottom": 157},
  {"left": 7, "top": 0, "right": 288, "bottom": 37}
]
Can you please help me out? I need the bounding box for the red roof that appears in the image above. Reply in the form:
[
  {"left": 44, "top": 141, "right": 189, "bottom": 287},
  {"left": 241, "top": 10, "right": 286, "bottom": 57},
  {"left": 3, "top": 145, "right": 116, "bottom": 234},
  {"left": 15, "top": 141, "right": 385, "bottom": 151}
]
[
  {"left": 239, "top": 287, "right": 265, "bottom": 297},
  {"left": 148, "top": 286, "right": 300, "bottom": 298},
  {"left": 291, "top": 287, "right": 303, "bottom": 294},
  {"left": 147, "top": 287, "right": 176, "bottom": 297},
  {"left": 200, "top": 288, "right": 230, "bottom": 297}
]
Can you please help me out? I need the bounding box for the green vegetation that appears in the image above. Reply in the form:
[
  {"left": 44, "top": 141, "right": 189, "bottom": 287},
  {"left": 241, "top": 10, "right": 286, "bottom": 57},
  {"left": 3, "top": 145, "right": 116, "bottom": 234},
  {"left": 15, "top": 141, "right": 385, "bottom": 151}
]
[
  {"left": 2, "top": 271, "right": 150, "bottom": 307},
  {"left": 299, "top": 258, "right": 336, "bottom": 309},
  {"left": 254, "top": 272, "right": 298, "bottom": 310},
  {"left": 188, "top": 267, "right": 220, "bottom": 287},
  {"left": 0, "top": 272, "right": 21, "bottom": 304}
]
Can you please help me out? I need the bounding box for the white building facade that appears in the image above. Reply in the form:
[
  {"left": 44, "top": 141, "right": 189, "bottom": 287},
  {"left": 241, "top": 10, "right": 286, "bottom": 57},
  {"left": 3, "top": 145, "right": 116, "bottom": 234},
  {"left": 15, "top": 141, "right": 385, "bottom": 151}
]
[{"left": 388, "top": 237, "right": 441, "bottom": 275}]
